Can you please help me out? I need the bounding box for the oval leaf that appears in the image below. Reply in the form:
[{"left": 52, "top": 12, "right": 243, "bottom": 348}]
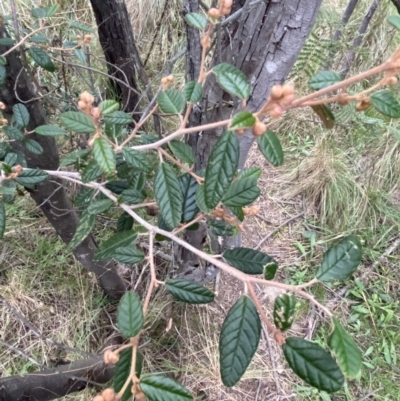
[
  {"left": 3, "top": 126, "right": 24, "bottom": 141},
  {"left": 15, "top": 169, "right": 48, "bottom": 187},
  {"left": 165, "top": 279, "right": 215, "bottom": 304},
  {"left": 87, "top": 199, "right": 113, "bottom": 215},
  {"left": 94, "top": 230, "right": 138, "bottom": 261},
  {"left": 122, "top": 147, "right": 151, "bottom": 172},
  {"left": 370, "top": 90, "right": 400, "bottom": 118},
  {"left": 114, "top": 247, "right": 145, "bottom": 264},
  {"left": 264, "top": 261, "right": 278, "bottom": 280},
  {"left": 316, "top": 235, "right": 362, "bottom": 282},
  {"left": 223, "top": 247, "right": 276, "bottom": 274},
  {"left": 23, "top": 138, "right": 43, "bottom": 155},
  {"left": 213, "top": 63, "right": 251, "bottom": 100},
  {"left": 117, "top": 212, "right": 134, "bottom": 232},
  {"left": 81, "top": 159, "right": 103, "bottom": 183},
  {"left": 140, "top": 375, "right": 193, "bottom": 401},
  {"left": 220, "top": 296, "right": 261, "bottom": 387},
  {"left": 93, "top": 137, "right": 116, "bottom": 175},
  {"left": 388, "top": 15, "right": 400, "bottom": 30},
  {"left": 195, "top": 185, "right": 212, "bottom": 213},
  {"left": 222, "top": 177, "right": 260, "bottom": 207},
  {"left": 230, "top": 111, "right": 256, "bottom": 130},
  {"left": 309, "top": 71, "right": 342, "bottom": 90},
  {"left": 204, "top": 131, "right": 239, "bottom": 209},
  {"left": 154, "top": 163, "right": 183, "bottom": 229},
  {"left": 104, "top": 110, "right": 133, "bottom": 125},
  {"left": 158, "top": 90, "right": 186, "bottom": 114},
  {"left": 34, "top": 125, "right": 67, "bottom": 136},
  {"left": 185, "top": 12, "right": 207, "bottom": 30},
  {"left": 60, "top": 111, "right": 96, "bottom": 133},
  {"left": 273, "top": 294, "right": 296, "bottom": 331},
  {"left": 328, "top": 317, "right": 362, "bottom": 379},
  {"left": 257, "top": 130, "right": 283, "bottom": 167},
  {"left": 179, "top": 173, "right": 199, "bottom": 222},
  {"left": 283, "top": 337, "right": 344, "bottom": 393},
  {"left": 99, "top": 99, "right": 120, "bottom": 115},
  {"left": 121, "top": 188, "right": 146, "bottom": 205},
  {"left": 13, "top": 104, "right": 30, "bottom": 128},
  {"left": 184, "top": 81, "right": 203, "bottom": 103},
  {"left": 117, "top": 291, "right": 144, "bottom": 338},
  {"left": 67, "top": 211, "right": 96, "bottom": 252},
  {"left": 28, "top": 47, "right": 55, "bottom": 72},
  {"left": 169, "top": 140, "right": 195, "bottom": 165}
]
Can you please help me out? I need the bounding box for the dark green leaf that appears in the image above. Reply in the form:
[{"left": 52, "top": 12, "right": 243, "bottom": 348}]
[
  {"left": 60, "top": 111, "right": 96, "bottom": 134},
  {"left": 0, "top": 201, "right": 5, "bottom": 239},
  {"left": 117, "top": 212, "right": 134, "bottom": 232},
  {"left": 1, "top": 163, "right": 12, "bottom": 174},
  {"left": 3, "top": 126, "right": 24, "bottom": 141},
  {"left": 23, "top": 138, "right": 43, "bottom": 154},
  {"left": 157, "top": 90, "right": 186, "bottom": 114},
  {"left": 222, "top": 177, "right": 260, "bottom": 207},
  {"left": 204, "top": 131, "right": 239, "bottom": 209},
  {"left": 283, "top": 337, "right": 344, "bottom": 393},
  {"left": 122, "top": 147, "right": 151, "bottom": 172},
  {"left": 169, "top": 140, "right": 195, "bottom": 164},
  {"left": 154, "top": 163, "right": 183, "bottom": 229},
  {"left": 67, "top": 211, "right": 95, "bottom": 251},
  {"left": 230, "top": 111, "right": 256, "bottom": 130},
  {"left": 0, "top": 38, "right": 14, "bottom": 45},
  {"left": 195, "top": 185, "right": 212, "bottom": 213},
  {"left": 273, "top": 294, "right": 296, "bottom": 331},
  {"left": 316, "top": 235, "right": 362, "bottom": 282},
  {"left": 74, "top": 188, "right": 94, "bottom": 207},
  {"left": 104, "top": 111, "right": 133, "bottom": 125},
  {"left": 45, "top": 4, "right": 59, "bottom": 17},
  {"left": 220, "top": 296, "right": 261, "bottom": 387},
  {"left": 13, "top": 104, "right": 30, "bottom": 128},
  {"left": 165, "top": 279, "right": 215, "bottom": 304},
  {"left": 117, "top": 291, "right": 143, "bottom": 338},
  {"left": 328, "top": 317, "right": 362, "bottom": 379},
  {"left": 105, "top": 180, "right": 129, "bottom": 194},
  {"left": 94, "top": 231, "right": 138, "bottom": 261},
  {"left": 87, "top": 199, "right": 113, "bottom": 215},
  {"left": 129, "top": 172, "right": 146, "bottom": 192},
  {"left": 185, "top": 12, "right": 207, "bottom": 29},
  {"left": 93, "top": 137, "right": 116, "bottom": 175},
  {"left": 257, "top": 130, "right": 283, "bottom": 167},
  {"left": 60, "top": 149, "right": 91, "bottom": 167},
  {"left": 0, "top": 64, "right": 5, "bottom": 86},
  {"left": 74, "top": 48, "right": 86, "bottom": 64},
  {"left": 179, "top": 173, "right": 199, "bottom": 222},
  {"left": 34, "top": 125, "right": 67, "bottom": 136},
  {"left": 29, "top": 35, "right": 48, "bottom": 44},
  {"left": 15, "top": 169, "right": 48, "bottom": 186},
  {"left": 0, "top": 180, "right": 16, "bottom": 203},
  {"left": 184, "top": 81, "right": 203, "bottom": 103},
  {"left": 28, "top": 47, "right": 55, "bottom": 72},
  {"left": 140, "top": 375, "right": 193, "bottom": 401},
  {"left": 121, "top": 188, "right": 146, "bottom": 204},
  {"left": 114, "top": 348, "right": 143, "bottom": 394},
  {"left": 388, "top": 15, "right": 400, "bottom": 31},
  {"left": 311, "top": 105, "right": 335, "bottom": 129},
  {"left": 208, "top": 219, "right": 237, "bottom": 237},
  {"left": 4, "top": 153, "right": 17, "bottom": 167},
  {"left": 213, "top": 63, "right": 251, "bottom": 100},
  {"left": 309, "top": 71, "right": 342, "bottom": 90},
  {"left": 81, "top": 159, "right": 103, "bottom": 183},
  {"left": 69, "top": 20, "right": 94, "bottom": 32},
  {"left": 223, "top": 247, "right": 276, "bottom": 274},
  {"left": 264, "top": 261, "right": 278, "bottom": 280},
  {"left": 31, "top": 7, "right": 47, "bottom": 18},
  {"left": 0, "top": 56, "right": 6, "bottom": 65},
  {"left": 370, "top": 91, "right": 400, "bottom": 118},
  {"left": 230, "top": 206, "right": 244, "bottom": 222},
  {"left": 114, "top": 247, "right": 145, "bottom": 264},
  {"left": 99, "top": 100, "right": 120, "bottom": 115}
]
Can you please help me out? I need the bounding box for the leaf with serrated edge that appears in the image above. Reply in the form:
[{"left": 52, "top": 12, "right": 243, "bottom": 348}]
[
  {"left": 140, "top": 375, "right": 193, "bottom": 401},
  {"left": 213, "top": 63, "right": 251, "bottom": 100},
  {"left": 60, "top": 111, "right": 96, "bottom": 134},
  {"left": 117, "top": 212, "right": 134, "bottom": 232},
  {"left": 23, "top": 139, "right": 43, "bottom": 155},
  {"left": 283, "top": 337, "right": 344, "bottom": 393},
  {"left": 99, "top": 100, "right": 120, "bottom": 115},
  {"left": 264, "top": 261, "right": 278, "bottom": 280},
  {"left": 184, "top": 81, "right": 203, "bottom": 103},
  {"left": 15, "top": 169, "right": 48, "bottom": 186},
  {"left": 257, "top": 130, "right": 283, "bottom": 167},
  {"left": 87, "top": 199, "right": 113, "bottom": 215},
  {"left": 388, "top": 15, "right": 400, "bottom": 30},
  {"left": 81, "top": 159, "right": 102, "bottom": 183},
  {"left": 370, "top": 91, "right": 400, "bottom": 118},
  {"left": 28, "top": 47, "right": 55, "bottom": 72},
  {"left": 122, "top": 147, "right": 151, "bottom": 172},
  {"left": 60, "top": 149, "right": 91, "bottom": 166},
  {"left": 13, "top": 104, "right": 30, "bottom": 128},
  {"left": 104, "top": 111, "right": 133, "bottom": 125},
  {"left": 223, "top": 247, "right": 276, "bottom": 274},
  {"left": 117, "top": 291, "right": 143, "bottom": 338},
  {"left": 166, "top": 279, "right": 214, "bottom": 304},
  {"left": 67, "top": 211, "right": 95, "bottom": 251},
  {"left": 273, "top": 294, "right": 296, "bottom": 331},
  {"left": 316, "top": 235, "right": 362, "bottom": 282},
  {"left": 219, "top": 296, "right": 261, "bottom": 387},
  {"left": 180, "top": 174, "right": 199, "bottom": 222},
  {"left": 204, "top": 131, "right": 239, "bottom": 209},
  {"left": 222, "top": 177, "right": 260, "bottom": 207},
  {"left": 94, "top": 231, "right": 138, "bottom": 261},
  {"left": 230, "top": 111, "right": 256, "bottom": 130},
  {"left": 185, "top": 12, "right": 207, "bottom": 29},
  {"left": 114, "top": 247, "right": 145, "bottom": 264},
  {"left": 121, "top": 189, "right": 146, "bottom": 205},
  {"left": 93, "top": 137, "right": 116, "bottom": 175},
  {"left": 0, "top": 201, "right": 5, "bottom": 239},
  {"left": 239, "top": 167, "right": 262, "bottom": 180},
  {"left": 328, "top": 317, "right": 362, "bottom": 379},
  {"left": 158, "top": 90, "right": 186, "bottom": 114},
  {"left": 309, "top": 71, "right": 342, "bottom": 90},
  {"left": 195, "top": 185, "right": 212, "bottom": 213},
  {"left": 34, "top": 125, "right": 67, "bottom": 136},
  {"left": 169, "top": 140, "right": 195, "bottom": 164},
  {"left": 154, "top": 163, "right": 183, "bottom": 229}
]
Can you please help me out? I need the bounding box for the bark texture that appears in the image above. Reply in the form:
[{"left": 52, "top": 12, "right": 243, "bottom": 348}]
[
  {"left": 0, "top": 22, "right": 126, "bottom": 300},
  {"left": 89, "top": 0, "right": 141, "bottom": 114},
  {"left": 0, "top": 356, "right": 113, "bottom": 401}
]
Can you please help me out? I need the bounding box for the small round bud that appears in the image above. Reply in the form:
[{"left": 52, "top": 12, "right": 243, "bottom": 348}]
[
  {"left": 355, "top": 98, "right": 370, "bottom": 112},
  {"left": 80, "top": 91, "right": 95, "bottom": 105},
  {"left": 91, "top": 107, "right": 101, "bottom": 119},
  {"left": 88, "top": 137, "right": 96, "bottom": 147},
  {"left": 0, "top": 119, "right": 8, "bottom": 126},
  {"left": 101, "top": 388, "right": 116, "bottom": 401},
  {"left": 0, "top": 101, "right": 5, "bottom": 110},
  {"left": 280, "top": 93, "right": 295, "bottom": 107},
  {"left": 337, "top": 93, "right": 349, "bottom": 106},
  {"left": 208, "top": 7, "right": 221, "bottom": 19},
  {"left": 252, "top": 120, "right": 267, "bottom": 136},
  {"left": 92, "top": 396, "right": 105, "bottom": 401},
  {"left": 84, "top": 35, "right": 92, "bottom": 43},
  {"left": 282, "top": 85, "right": 294, "bottom": 97},
  {"left": 78, "top": 100, "right": 88, "bottom": 111},
  {"left": 236, "top": 129, "right": 245, "bottom": 135},
  {"left": 135, "top": 392, "right": 146, "bottom": 401},
  {"left": 200, "top": 36, "right": 211, "bottom": 49},
  {"left": 270, "top": 105, "right": 284, "bottom": 118},
  {"left": 270, "top": 85, "right": 283, "bottom": 100},
  {"left": 388, "top": 76, "right": 398, "bottom": 86}
]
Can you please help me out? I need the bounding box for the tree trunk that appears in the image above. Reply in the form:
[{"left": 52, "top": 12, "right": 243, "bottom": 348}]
[
  {"left": 179, "top": 0, "right": 322, "bottom": 274},
  {"left": 0, "top": 355, "right": 113, "bottom": 401},
  {"left": 89, "top": 0, "right": 141, "bottom": 115},
  {"left": 0, "top": 22, "right": 126, "bottom": 300}
]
